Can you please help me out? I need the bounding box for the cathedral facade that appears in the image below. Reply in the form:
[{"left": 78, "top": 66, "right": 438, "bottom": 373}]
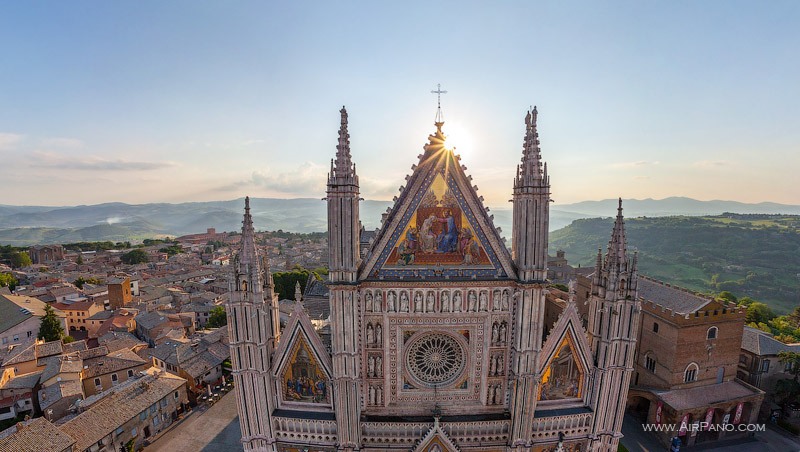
[{"left": 227, "top": 105, "right": 641, "bottom": 451}]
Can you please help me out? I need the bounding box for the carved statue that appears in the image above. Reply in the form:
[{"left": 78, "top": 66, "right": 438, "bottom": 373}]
[
  {"left": 452, "top": 291, "right": 462, "bottom": 312},
  {"left": 400, "top": 291, "right": 409, "bottom": 312},
  {"left": 489, "top": 355, "right": 496, "bottom": 375},
  {"left": 501, "top": 290, "right": 510, "bottom": 311},
  {"left": 369, "top": 385, "right": 376, "bottom": 405},
  {"left": 479, "top": 291, "right": 488, "bottom": 311},
  {"left": 365, "top": 291, "right": 373, "bottom": 312},
  {"left": 376, "top": 356, "right": 383, "bottom": 377},
  {"left": 441, "top": 291, "right": 451, "bottom": 312},
  {"left": 499, "top": 322, "right": 507, "bottom": 344},
  {"left": 426, "top": 291, "right": 435, "bottom": 312},
  {"left": 375, "top": 323, "right": 382, "bottom": 346},
  {"left": 368, "top": 356, "right": 375, "bottom": 377},
  {"left": 376, "top": 385, "right": 383, "bottom": 405},
  {"left": 467, "top": 291, "right": 477, "bottom": 312},
  {"left": 495, "top": 355, "right": 502, "bottom": 375},
  {"left": 492, "top": 323, "right": 499, "bottom": 344},
  {"left": 493, "top": 290, "right": 501, "bottom": 310},
  {"left": 387, "top": 291, "right": 396, "bottom": 312},
  {"left": 374, "top": 290, "right": 383, "bottom": 312},
  {"left": 493, "top": 384, "right": 502, "bottom": 404},
  {"left": 414, "top": 291, "right": 423, "bottom": 312},
  {"left": 366, "top": 323, "right": 374, "bottom": 346}
]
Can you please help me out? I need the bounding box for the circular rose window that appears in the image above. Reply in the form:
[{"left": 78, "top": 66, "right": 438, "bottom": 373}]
[{"left": 405, "top": 332, "right": 466, "bottom": 387}]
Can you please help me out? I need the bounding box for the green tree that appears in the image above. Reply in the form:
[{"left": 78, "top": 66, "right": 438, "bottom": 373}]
[
  {"left": 0, "top": 273, "right": 17, "bottom": 291},
  {"left": 73, "top": 277, "right": 103, "bottom": 290},
  {"left": 121, "top": 249, "right": 149, "bottom": 264},
  {"left": 10, "top": 252, "right": 32, "bottom": 268},
  {"left": 37, "top": 304, "right": 65, "bottom": 342},
  {"left": 62, "top": 336, "right": 76, "bottom": 344},
  {"left": 778, "top": 351, "right": 800, "bottom": 381},
  {"left": 717, "top": 291, "right": 737, "bottom": 303},
  {"left": 745, "top": 302, "right": 775, "bottom": 325},
  {"left": 76, "top": 255, "right": 83, "bottom": 265},
  {"left": 272, "top": 267, "right": 312, "bottom": 300},
  {"left": 207, "top": 306, "right": 227, "bottom": 328}
]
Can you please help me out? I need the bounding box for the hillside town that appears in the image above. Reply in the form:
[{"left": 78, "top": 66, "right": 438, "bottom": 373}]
[
  {"left": 0, "top": 230, "right": 328, "bottom": 451},
  {"left": 0, "top": 219, "right": 798, "bottom": 451}
]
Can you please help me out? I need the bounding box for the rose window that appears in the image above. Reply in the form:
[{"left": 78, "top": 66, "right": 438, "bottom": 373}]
[{"left": 405, "top": 332, "right": 466, "bottom": 387}]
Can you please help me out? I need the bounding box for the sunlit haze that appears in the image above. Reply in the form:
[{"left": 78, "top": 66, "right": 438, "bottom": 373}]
[{"left": 2, "top": 1, "right": 798, "bottom": 207}]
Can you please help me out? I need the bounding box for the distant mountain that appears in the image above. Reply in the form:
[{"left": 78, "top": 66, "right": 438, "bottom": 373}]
[
  {"left": 1, "top": 197, "right": 797, "bottom": 246},
  {"left": 553, "top": 197, "right": 800, "bottom": 217}
]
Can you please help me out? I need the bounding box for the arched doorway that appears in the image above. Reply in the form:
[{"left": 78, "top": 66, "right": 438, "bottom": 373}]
[{"left": 629, "top": 395, "right": 651, "bottom": 422}]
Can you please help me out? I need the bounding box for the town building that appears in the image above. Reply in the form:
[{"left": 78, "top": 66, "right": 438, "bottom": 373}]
[
  {"left": 107, "top": 276, "right": 132, "bottom": 310},
  {"left": 227, "top": 105, "right": 640, "bottom": 451},
  {"left": 58, "top": 367, "right": 189, "bottom": 452},
  {"left": 739, "top": 326, "right": 800, "bottom": 417},
  {"left": 28, "top": 245, "right": 65, "bottom": 264},
  {"left": 619, "top": 277, "right": 764, "bottom": 447},
  {"left": 0, "top": 294, "right": 67, "bottom": 347}
]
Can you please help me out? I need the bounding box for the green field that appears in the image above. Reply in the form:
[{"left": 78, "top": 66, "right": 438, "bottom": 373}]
[{"left": 550, "top": 214, "right": 800, "bottom": 314}]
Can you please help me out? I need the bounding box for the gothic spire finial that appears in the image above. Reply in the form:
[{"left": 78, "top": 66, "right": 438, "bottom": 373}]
[
  {"left": 605, "top": 198, "right": 628, "bottom": 272},
  {"left": 239, "top": 196, "right": 258, "bottom": 267},
  {"left": 516, "top": 106, "right": 545, "bottom": 187},
  {"left": 329, "top": 106, "right": 358, "bottom": 185}
]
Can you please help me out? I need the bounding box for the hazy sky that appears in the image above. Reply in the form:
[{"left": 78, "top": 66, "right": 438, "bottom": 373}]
[{"left": 2, "top": 1, "right": 798, "bottom": 207}]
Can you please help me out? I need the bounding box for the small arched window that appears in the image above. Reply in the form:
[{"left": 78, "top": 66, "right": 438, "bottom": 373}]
[
  {"left": 684, "top": 363, "right": 699, "bottom": 383},
  {"left": 707, "top": 326, "right": 718, "bottom": 340}
]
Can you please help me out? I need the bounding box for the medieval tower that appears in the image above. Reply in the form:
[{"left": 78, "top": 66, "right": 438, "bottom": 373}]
[{"left": 228, "top": 100, "right": 640, "bottom": 452}]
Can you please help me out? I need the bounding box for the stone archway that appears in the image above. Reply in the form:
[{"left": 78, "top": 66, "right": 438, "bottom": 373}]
[{"left": 628, "top": 395, "right": 652, "bottom": 422}]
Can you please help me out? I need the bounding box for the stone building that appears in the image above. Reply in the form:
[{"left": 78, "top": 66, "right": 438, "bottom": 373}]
[
  {"left": 28, "top": 245, "right": 65, "bottom": 264},
  {"left": 227, "top": 105, "right": 640, "bottom": 451},
  {"left": 620, "top": 277, "right": 764, "bottom": 448},
  {"left": 739, "top": 325, "right": 800, "bottom": 416}
]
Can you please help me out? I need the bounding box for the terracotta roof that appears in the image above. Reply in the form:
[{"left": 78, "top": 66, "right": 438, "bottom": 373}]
[
  {"left": 58, "top": 369, "right": 186, "bottom": 451},
  {"left": 655, "top": 380, "right": 762, "bottom": 411},
  {"left": 0, "top": 417, "right": 75, "bottom": 452},
  {"left": 97, "top": 332, "right": 147, "bottom": 353},
  {"left": 637, "top": 277, "right": 713, "bottom": 314},
  {"left": 39, "top": 379, "right": 83, "bottom": 411},
  {"left": 82, "top": 349, "right": 147, "bottom": 378},
  {"left": 2, "top": 342, "right": 37, "bottom": 366},
  {"left": 35, "top": 340, "right": 64, "bottom": 359},
  {"left": 0, "top": 371, "right": 42, "bottom": 390}
]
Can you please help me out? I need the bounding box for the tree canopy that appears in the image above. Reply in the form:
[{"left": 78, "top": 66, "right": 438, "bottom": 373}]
[
  {"left": 38, "top": 304, "right": 65, "bottom": 342},
  {"left": 0, "top": 273, "right": 17, "bottom": 290},
  {"left": 10, "top": 252, "right": 32, "bottom": 268},
  {"left": 121, "top": 249, "right": 149, "bottom": 264},
  {"left": 207, "top": 306, "right": 227, "bottom": 328}
]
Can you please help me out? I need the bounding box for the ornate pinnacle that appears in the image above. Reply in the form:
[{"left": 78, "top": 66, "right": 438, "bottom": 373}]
[
  {"left": 329, "top": 106, "right": 358, "bottom": 186},
  {"left": 605, "top": 198, "right": 628, "bottom": 272},
  {"left": 239, "top": 196, "right": 258, "bottom": 267},
  {"left": 516, "top": 106, "right": 546, "bottom": 188}
]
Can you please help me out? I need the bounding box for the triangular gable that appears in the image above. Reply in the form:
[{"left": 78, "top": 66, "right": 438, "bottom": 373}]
[
  {"left": 359, "top": 124, "right": 516, "bottom": 280},
  {"left": 414, "top": 418, "right": 460, "bottom": 452},
  {"left": 537, "top": 300, "right": 593, "bottom": 403},
  {"left": 273, "top": 304, "right": 333, "bottom": 408}
]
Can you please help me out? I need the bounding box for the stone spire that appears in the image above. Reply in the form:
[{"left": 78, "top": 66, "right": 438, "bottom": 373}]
[
  {"left": 511, "top": 106, "right": 550, "bottom": 282},
  {"left": 515, "top": 106, "right": 548, "bottom": 188},
  {"left": 238, "top": 196, "right": 258, "bottom": 268},
  {"left": 294, "top": 281, "right": 303, "bottom": 303},
  {"left": 604, "top": 198, "right": 629, "bottom": 273},
  {"left": 329, "top": 106, "right": 358, "bottom": 186}
]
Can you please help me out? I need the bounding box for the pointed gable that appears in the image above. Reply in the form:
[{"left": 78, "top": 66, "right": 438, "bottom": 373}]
[
  {"left": 537, "top": 300, "right": 593, "bottom": 403},
  {"left": 359, "top": 123, "right": 516, "bottom": 280},
  {"left": 273, "top": 304, "right": 333, "bottom": 409},
  {"left": 414, "top": 418, "right": 461, "bottom": 452}
]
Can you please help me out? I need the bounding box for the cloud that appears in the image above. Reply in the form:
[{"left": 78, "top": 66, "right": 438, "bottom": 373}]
[
  {"left": 609, "top": 160, "right": 660, "bottom": 169},
  {"left": 692, "top": 160, "right": 732, "bottom": 169},
  {"left": 360, "top": 176, "right": 401, "bottom": 200},
  {"left": 40, "top": 137, "right": 84, "bottom": 148},
  {"left": 633, "top": 175, "right": 650, "bottom": 180},
  {"left": 0, "top": 133, "right": 24, "bottom": 149},
  {"left": 30, "top": 151, "right": 177, "bottom": 171},
  {"left": 250, "top": 161, "right": 327, "bottom": 195}
]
